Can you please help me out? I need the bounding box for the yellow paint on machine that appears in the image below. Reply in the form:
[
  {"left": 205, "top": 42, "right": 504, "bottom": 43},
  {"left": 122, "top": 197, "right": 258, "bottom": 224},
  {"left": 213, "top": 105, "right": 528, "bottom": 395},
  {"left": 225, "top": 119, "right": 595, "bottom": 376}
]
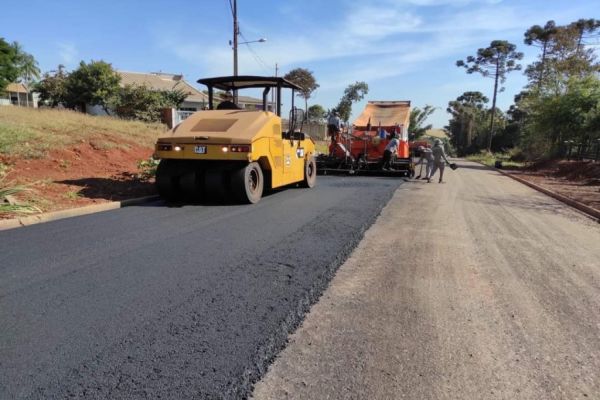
[{"left": 154, "top": 109, "right": 315, "bottom": 189}]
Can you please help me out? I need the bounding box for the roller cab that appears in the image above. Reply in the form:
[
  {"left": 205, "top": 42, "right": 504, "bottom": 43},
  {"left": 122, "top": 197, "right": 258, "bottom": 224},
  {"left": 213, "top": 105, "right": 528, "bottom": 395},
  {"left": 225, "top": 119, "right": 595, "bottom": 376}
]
[{"left": 154, "top": 76, "right": 316, "bottom": 204}]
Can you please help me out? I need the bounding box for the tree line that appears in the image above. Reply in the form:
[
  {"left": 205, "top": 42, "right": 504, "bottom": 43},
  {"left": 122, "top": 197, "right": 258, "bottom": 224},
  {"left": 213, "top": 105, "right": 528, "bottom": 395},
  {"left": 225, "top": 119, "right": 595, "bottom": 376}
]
[
  {"left": 449, "top": 18, "right": 600, "bottom": 159},
  {"left": 1, "top": 37, "right": 187, "bottom": 123},
  {"left": 2, "top": 36, "right": 438, "bottom": 131},
  {"left": 36, "top": 61, "right": 187, "bottom": 122}
]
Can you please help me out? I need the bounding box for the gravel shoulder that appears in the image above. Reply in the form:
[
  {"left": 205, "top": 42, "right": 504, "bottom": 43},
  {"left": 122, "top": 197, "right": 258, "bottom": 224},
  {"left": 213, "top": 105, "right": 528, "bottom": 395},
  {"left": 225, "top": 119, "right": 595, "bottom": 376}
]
[{"left": 253, "top": 160, "right": 600, "bottom": 400}]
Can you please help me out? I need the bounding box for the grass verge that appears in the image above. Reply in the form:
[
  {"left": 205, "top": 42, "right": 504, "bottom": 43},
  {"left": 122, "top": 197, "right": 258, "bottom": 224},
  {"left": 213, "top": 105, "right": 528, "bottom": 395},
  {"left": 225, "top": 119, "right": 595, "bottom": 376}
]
[
  {"left": 467, "top": 151, "right": 527, "bottom": 169},
  {"left": 0, "top": 106, "right": 166, "bottom": 159}
]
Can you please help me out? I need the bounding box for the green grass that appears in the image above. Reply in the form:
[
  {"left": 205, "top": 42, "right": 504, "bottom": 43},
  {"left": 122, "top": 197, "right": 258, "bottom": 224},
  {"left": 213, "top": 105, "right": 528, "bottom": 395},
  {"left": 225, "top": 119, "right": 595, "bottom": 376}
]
[
  {"left": 64, "top": 190, "right": 82, "bottom": 200},
  {"left": 467, "top": 151, "right": 527, "bottom": 169},
  {"left": 0, "top": 184, "right": 41, "bottom": 215},
  {"left": 0, "top": 106, "right": 166, "bottom": 159},
  {"left": 314, "top": 140, "right": 328, "bottom": 155}
]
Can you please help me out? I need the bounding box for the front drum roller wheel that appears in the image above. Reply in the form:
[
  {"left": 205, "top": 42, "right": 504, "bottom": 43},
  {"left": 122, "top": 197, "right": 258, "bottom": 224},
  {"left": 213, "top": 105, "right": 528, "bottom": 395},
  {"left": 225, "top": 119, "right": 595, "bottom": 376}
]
[
  {"left": 156, "top": 159, "right": 182, "bottom": 201},
  {"left": 301, "top": 157, "right": 317, "bottom": 188},
  {"left": 230, "top": 162, "right": 264, "bottom": 204}
]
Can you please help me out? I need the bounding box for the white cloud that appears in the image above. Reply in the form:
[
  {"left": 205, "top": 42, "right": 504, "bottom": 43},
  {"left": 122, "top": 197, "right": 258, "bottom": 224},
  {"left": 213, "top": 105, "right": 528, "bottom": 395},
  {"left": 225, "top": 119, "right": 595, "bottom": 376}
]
[
  {"left": 57, "top": 42, "right": 77, "bottom": 66},
  {"left": 154, "top": 0, "right": 576, "bottom": 125},
  {"left": 344, "top": 6, "right": 423, "bottom": 39},
  {"left": 402, "top": 0, "right": 502, "bottom": 5}
]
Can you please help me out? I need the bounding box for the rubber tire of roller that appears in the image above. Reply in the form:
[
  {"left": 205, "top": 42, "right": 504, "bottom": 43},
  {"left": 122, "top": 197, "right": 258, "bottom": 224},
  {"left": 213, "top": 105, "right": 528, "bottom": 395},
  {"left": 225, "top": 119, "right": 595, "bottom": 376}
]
[
  {"left": 230, "top": 162, "right": 264, "bottom": 204},
  {"left": 204, "top": 169, "right": 227, "bottom": 202},
  {"left": 301, "top": 157, "right": 317, "bottom": 188},
  {"left": 180, "top": 168, "right": 204, "bottom": 201},
  {"left": 156, "top": 159, "right": 182, "bottom": 201}
]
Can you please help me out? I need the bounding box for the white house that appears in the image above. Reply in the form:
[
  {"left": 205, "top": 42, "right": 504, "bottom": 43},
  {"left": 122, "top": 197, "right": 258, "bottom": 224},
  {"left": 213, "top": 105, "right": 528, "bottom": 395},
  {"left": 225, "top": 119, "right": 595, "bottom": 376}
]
[
  {"left": 0, "top": 83, "right": 39, "bottom": 108},
  {"left": 87, "top": 71, "right": 274, "bottom": 125},
  {"left": 87, "top": 71, "right": 209, "bottom": 123}
]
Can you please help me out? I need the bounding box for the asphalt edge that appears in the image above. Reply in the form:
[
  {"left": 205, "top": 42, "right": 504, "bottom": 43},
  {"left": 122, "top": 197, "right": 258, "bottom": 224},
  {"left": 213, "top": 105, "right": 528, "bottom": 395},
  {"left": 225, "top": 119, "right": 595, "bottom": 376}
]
[
  {"left": 474, "top": 161, "right": 600, "bottom": 223},
  {"left": 239, "top": 180, "right": 404, "bottom": 399},
  {"left": 0, "top": 195, "right": 160, "bottom": 232}
]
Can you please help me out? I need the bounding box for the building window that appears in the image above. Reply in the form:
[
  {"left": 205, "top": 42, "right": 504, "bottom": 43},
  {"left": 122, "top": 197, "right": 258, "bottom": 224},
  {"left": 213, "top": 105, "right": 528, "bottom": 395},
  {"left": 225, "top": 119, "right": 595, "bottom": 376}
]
[{"left": 179, "top": 107, "right": 197, "bottom": 112}]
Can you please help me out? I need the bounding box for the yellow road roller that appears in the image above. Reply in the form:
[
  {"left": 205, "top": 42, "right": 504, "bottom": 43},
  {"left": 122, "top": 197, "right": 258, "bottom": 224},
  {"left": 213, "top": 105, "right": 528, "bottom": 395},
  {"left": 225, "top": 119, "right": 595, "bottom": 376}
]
[{"left": 153, "top": 76, "right": 317, "bottom": 204}]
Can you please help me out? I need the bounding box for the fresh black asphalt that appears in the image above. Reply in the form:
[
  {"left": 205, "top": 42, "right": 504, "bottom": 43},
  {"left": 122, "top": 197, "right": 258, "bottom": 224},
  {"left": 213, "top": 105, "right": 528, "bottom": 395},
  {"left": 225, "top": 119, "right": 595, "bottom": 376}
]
[{"left": 0, "top": 176, "right": 402, "bottom": 399}]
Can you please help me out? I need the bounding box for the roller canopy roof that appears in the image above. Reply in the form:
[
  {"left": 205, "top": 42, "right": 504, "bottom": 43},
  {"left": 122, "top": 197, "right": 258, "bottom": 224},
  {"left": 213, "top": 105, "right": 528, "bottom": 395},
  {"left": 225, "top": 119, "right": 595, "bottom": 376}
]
[
  {"left": 354, "top": 101, "right": 411, "bottom": 128},
  {"left": 197, "top": 76, "right": 302, "bottom": 91}
]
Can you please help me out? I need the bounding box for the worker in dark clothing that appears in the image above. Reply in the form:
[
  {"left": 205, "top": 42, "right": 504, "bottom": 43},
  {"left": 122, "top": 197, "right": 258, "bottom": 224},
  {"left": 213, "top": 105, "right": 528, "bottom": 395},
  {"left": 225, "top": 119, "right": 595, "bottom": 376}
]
[
  {"left": 327, "top": 111, "right": 341, "bottom": 156},
  {"left": 216, "top": 100, "right": 240, "bottom": 110}
]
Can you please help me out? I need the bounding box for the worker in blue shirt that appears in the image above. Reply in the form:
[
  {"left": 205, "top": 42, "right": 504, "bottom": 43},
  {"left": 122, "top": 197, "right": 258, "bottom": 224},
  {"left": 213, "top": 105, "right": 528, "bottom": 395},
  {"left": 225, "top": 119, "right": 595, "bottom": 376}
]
[{"left": 381, "top": 135, "right": 400, "bottom": 170}]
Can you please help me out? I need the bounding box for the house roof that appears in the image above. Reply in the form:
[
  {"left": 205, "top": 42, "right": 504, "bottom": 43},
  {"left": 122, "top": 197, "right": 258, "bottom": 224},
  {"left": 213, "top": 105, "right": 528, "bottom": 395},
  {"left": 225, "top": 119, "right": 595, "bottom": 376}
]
[
  {"left": 117, "top": 71, "right": 208, "bottom": 103},
  {"left": 5, "top": 83, "right": 28, "bottom": 93}
]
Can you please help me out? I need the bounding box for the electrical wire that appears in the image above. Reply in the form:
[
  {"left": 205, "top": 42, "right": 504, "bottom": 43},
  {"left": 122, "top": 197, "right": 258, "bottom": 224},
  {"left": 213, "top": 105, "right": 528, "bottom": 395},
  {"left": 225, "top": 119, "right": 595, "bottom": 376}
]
[
  {"left": 224, "top": 1, "right": 272, "bottom": 74},
  {"left": 226, "top": 0, "right": 234, "bottom": 18},
  {"left": 239, "top": 31, "right": 271, "bottom": 74}
]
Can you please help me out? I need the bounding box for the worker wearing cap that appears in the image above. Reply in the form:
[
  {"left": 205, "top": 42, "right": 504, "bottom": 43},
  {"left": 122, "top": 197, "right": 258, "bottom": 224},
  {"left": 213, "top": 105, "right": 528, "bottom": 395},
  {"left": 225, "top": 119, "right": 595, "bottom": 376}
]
[
  {"left": 414, "top": 145, "right": 433, "bottom": 179},
  {"left": 428, "top": 139, "right": 451, "bottom": 183},
  {"left": 381, "top": 135, "right": 400, "bottom": 170}
]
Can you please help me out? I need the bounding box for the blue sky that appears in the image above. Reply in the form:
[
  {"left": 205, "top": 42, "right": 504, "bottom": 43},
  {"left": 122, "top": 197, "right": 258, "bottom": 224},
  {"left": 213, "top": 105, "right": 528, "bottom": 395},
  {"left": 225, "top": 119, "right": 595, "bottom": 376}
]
[{"left": 4, "top": 0, "right": 600, "bottom": 127}]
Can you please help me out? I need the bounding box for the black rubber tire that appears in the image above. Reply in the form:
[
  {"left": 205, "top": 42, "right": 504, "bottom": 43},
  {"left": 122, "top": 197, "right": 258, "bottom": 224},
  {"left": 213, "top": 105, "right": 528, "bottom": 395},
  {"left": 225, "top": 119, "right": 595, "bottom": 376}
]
[
  {"left": 301, "top": 157, "right": 317, "bottom": 188},
  {"left": 230, "top": 162, "right": 264, "bottom": 204},
  {"left": 156, "top": 159, "right": 182, "bottom": 201},
  {"left": 204, "top": 169, "right": 227, "bottom": 202},
  {"left": 180, "top": 167, "right": 205, "bottom": 201}
]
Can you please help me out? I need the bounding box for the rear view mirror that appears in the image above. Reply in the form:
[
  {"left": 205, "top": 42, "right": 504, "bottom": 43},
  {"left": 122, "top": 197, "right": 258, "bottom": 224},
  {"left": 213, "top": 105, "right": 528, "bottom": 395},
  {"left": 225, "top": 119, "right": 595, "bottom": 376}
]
[{"left": 293, "top": 108, "right": 306, "bottom": 123}]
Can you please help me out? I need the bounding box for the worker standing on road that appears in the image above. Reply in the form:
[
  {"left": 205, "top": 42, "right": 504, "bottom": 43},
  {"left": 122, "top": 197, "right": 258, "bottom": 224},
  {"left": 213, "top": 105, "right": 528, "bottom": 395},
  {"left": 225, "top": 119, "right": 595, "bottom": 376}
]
[
  {"left": 381, "top": 135, "right": 400, "bottom": 170},
  {"left": 327, "top": 111, "right": 341, "bottom": 155},
  {"left": 414, "top": 145, "right": 433, "bottom": 179},
  {"left": 428, "top": 139, "right": 451, "bottom": 183}
]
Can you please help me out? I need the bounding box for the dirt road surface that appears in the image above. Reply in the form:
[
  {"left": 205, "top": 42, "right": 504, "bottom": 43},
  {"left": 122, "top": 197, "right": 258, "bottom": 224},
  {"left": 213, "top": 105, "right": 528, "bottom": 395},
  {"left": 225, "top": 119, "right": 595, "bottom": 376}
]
[{"left": 254, "top": 161, "right": 600, "bottom": 400}]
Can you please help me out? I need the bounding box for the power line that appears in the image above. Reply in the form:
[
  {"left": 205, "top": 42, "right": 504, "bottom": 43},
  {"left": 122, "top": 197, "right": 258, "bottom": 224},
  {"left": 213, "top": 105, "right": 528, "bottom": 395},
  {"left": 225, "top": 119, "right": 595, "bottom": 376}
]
[
  {"left": 239, "top": 30, "right": 271, "bottom": 73},
  {"left": 226, "top": 0, "right": 234, "bottom": 18}
]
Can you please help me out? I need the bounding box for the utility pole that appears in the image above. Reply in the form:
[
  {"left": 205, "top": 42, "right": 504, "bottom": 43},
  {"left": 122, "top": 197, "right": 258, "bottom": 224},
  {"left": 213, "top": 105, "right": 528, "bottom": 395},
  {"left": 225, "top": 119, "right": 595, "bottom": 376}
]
[{"left": 232, "top": 0, "right": 238, "bottom": 76}]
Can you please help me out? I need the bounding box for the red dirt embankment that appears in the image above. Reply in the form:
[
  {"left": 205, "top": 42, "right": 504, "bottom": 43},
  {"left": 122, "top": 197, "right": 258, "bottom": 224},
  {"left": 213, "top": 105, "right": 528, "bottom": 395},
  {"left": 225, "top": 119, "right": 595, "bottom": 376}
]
[
  {"left": 508, "top": 160, "right": 600, "bottom": 212},
  {"left": 1, "top": 142, "right": 156, "bottom": 217}
]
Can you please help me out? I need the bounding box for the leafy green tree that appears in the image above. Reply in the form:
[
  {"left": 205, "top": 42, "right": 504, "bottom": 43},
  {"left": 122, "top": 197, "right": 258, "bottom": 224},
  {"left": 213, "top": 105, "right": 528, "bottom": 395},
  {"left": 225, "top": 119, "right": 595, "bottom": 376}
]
[
  {"left": 283, "top": 68, "right": 319, "bottom": 113},
  {"left": 524, "top": 21, "right": 558, "bottom": 88},
  {"left": 0, "top": 38, "right": 19, "bottom": 91},
  {"left": 307, "top": 104, "right": 326, "bottom": 122},
  {"left": 64, "top": 60, "right": 121, "bottom": 112},
  {"left": 16, "top": 53, "right": 40, "bottom": 85},
  {"left": 457, "top": 40, "right": 523, "bottom": 151},
  {"left": 110, "top": 84, "right": 187, "bottom": 122},
  {"left": 11, "top": 41, "right": 40, "bottom": 85},
  {"left": 544, "top": 23, "right": 599, "bottom": 88},
  {"left": 446, "top": 92, "right": 489, "bottom": 153},
  {"left": 409, "top": 105, "right": 435, "bottom": 139},
  {"left": 569, "top": 18, "right": 600, "bottom": 53},
  {"left": 528, "top": 75, "right": 600, "bottom": 145},
  {"left": 335, "top": 81, "right": 369, "bottom": 122},
  {"left": 35, "top": 64, "right": 68, "bottom": 107}
]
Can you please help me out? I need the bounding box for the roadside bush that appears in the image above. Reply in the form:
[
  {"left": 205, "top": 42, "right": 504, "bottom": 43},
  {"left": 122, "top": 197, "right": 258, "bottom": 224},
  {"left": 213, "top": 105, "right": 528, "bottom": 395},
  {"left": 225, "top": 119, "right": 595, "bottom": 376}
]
[
  {"left": 111, "top": 84, "right": 186, "bottom": 123},
  {"left": 136, "top": 157, "right": 159, "bottom": 180},
  {"left": 63, "top": 60, "right": 121, "bottom": 112}
]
